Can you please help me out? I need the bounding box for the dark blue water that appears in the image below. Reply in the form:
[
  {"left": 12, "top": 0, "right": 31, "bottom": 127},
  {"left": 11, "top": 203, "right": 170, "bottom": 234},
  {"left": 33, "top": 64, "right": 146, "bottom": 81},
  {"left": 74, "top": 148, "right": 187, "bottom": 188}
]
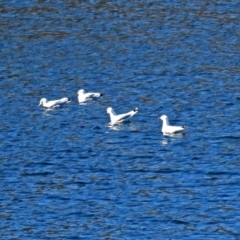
[{"left": 1, "top": 1, "right": 240, "bottom": 239}]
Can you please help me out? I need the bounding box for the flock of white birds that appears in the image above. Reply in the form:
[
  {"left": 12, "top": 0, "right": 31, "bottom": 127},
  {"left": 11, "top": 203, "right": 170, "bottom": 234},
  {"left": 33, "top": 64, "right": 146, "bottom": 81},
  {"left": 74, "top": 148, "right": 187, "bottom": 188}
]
[{"left": 39, "top": 89, "right": 186, "bottom": 135}]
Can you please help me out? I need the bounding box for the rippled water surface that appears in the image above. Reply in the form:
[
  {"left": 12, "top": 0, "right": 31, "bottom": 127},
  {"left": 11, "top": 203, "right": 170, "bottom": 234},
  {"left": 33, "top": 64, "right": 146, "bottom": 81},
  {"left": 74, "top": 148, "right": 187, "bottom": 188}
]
[{"left": 1, "top": 1, "right": 240, "bottom": 239}]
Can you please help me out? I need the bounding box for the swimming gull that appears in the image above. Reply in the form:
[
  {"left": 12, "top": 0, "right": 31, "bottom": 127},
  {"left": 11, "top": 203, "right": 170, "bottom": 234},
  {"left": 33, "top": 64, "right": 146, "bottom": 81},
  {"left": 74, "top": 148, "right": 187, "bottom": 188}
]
[
  {"left": 159, "top": 115, "right": 186, "bottom": 135},
  {"left": 77, "top": 89, "right": 103, "bottom": 103},
  {"left": 39, "top": 97, "right": 71, "bottom": 108},
  {"left": 107, "top": 107, "right": 138, "bottom": 125}
]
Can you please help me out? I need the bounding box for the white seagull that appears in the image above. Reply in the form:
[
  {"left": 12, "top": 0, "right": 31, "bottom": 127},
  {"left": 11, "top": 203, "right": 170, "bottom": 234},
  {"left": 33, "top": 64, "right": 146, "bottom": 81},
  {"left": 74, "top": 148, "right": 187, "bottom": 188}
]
[
  {"left": 159, "top": 115, "right": 186, "bottom": 135},
  {"left": 77, "top": 89, "right": 103, "bottom": 103},
  {"left": 107, "top": 107, "right": 139, "bottom": 125},
  {"left": 39, "top": 97, "right": 71, "bottom": 108}
]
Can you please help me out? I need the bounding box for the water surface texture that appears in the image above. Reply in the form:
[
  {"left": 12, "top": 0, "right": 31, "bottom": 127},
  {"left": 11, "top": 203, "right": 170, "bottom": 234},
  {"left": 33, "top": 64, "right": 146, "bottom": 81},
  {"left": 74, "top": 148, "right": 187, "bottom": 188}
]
[{"left": 1, "top": 1, "right": 240, "bottom": 239}]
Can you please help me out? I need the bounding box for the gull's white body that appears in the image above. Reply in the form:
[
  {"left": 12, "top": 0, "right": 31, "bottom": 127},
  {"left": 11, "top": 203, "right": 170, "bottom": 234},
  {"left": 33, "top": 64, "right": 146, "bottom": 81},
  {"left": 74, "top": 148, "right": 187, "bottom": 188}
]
[
  {"left": 159, "top": 115, "right": 186, "bottom": 135},
  {"left": 77, "top": 89, "right": 103, "bottom": 103},
  {"left": 39, "top": 97, "right": 71, "bottom": 108},
  {"left": 107, "top": 107, "right": 138, "bottom": 125}
]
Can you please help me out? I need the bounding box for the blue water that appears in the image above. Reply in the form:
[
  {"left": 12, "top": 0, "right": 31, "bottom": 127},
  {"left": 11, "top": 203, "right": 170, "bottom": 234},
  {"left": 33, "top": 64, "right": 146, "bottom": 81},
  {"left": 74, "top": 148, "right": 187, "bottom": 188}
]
[{"left": 1, "top": 1, "right": 240, "bottom": 239}]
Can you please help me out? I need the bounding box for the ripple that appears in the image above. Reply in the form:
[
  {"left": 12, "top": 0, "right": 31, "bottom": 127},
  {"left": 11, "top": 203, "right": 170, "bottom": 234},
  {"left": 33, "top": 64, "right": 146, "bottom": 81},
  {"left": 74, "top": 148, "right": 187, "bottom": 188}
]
[{"left": 1, "top": 0, "right": 240, "bottom": 239}]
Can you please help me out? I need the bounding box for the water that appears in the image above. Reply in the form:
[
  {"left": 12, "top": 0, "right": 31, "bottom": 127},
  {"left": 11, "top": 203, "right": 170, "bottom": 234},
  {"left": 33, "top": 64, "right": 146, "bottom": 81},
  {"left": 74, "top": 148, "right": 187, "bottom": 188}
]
[{"left": 1, "top": 1, "right": 240, "bottom": 239}]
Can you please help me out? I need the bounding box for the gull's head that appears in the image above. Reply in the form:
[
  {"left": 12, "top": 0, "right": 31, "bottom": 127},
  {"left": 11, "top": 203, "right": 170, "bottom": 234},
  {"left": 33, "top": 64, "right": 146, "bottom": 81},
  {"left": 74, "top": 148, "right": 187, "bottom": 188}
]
[
  {"left": 78, "top": 89, "right": 85, "bottom": 95},
  {"left": 39, "top": 98, "right": 47, "bottom": 106},
  {"left": 159, "top": 115, "right": 168, "bottom": 121},
  {"left": 106, "top": 107, "right": 113, "bottom": 114}
]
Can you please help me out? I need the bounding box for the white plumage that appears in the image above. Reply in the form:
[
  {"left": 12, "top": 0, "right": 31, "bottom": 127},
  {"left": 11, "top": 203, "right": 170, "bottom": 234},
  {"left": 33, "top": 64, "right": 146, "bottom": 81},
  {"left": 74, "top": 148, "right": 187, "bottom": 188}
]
[
  {"left": 159, "top": 115, "right": 186, "bottom": 135},
  {"left": 39, "top": 97, "right": 71, "bottom": 108},
  {"left": 107, "top": 107, "right": 138, "bottom": 125},
  {"left": 77, "top": 89, "right": 103, "bottom": 103}
]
